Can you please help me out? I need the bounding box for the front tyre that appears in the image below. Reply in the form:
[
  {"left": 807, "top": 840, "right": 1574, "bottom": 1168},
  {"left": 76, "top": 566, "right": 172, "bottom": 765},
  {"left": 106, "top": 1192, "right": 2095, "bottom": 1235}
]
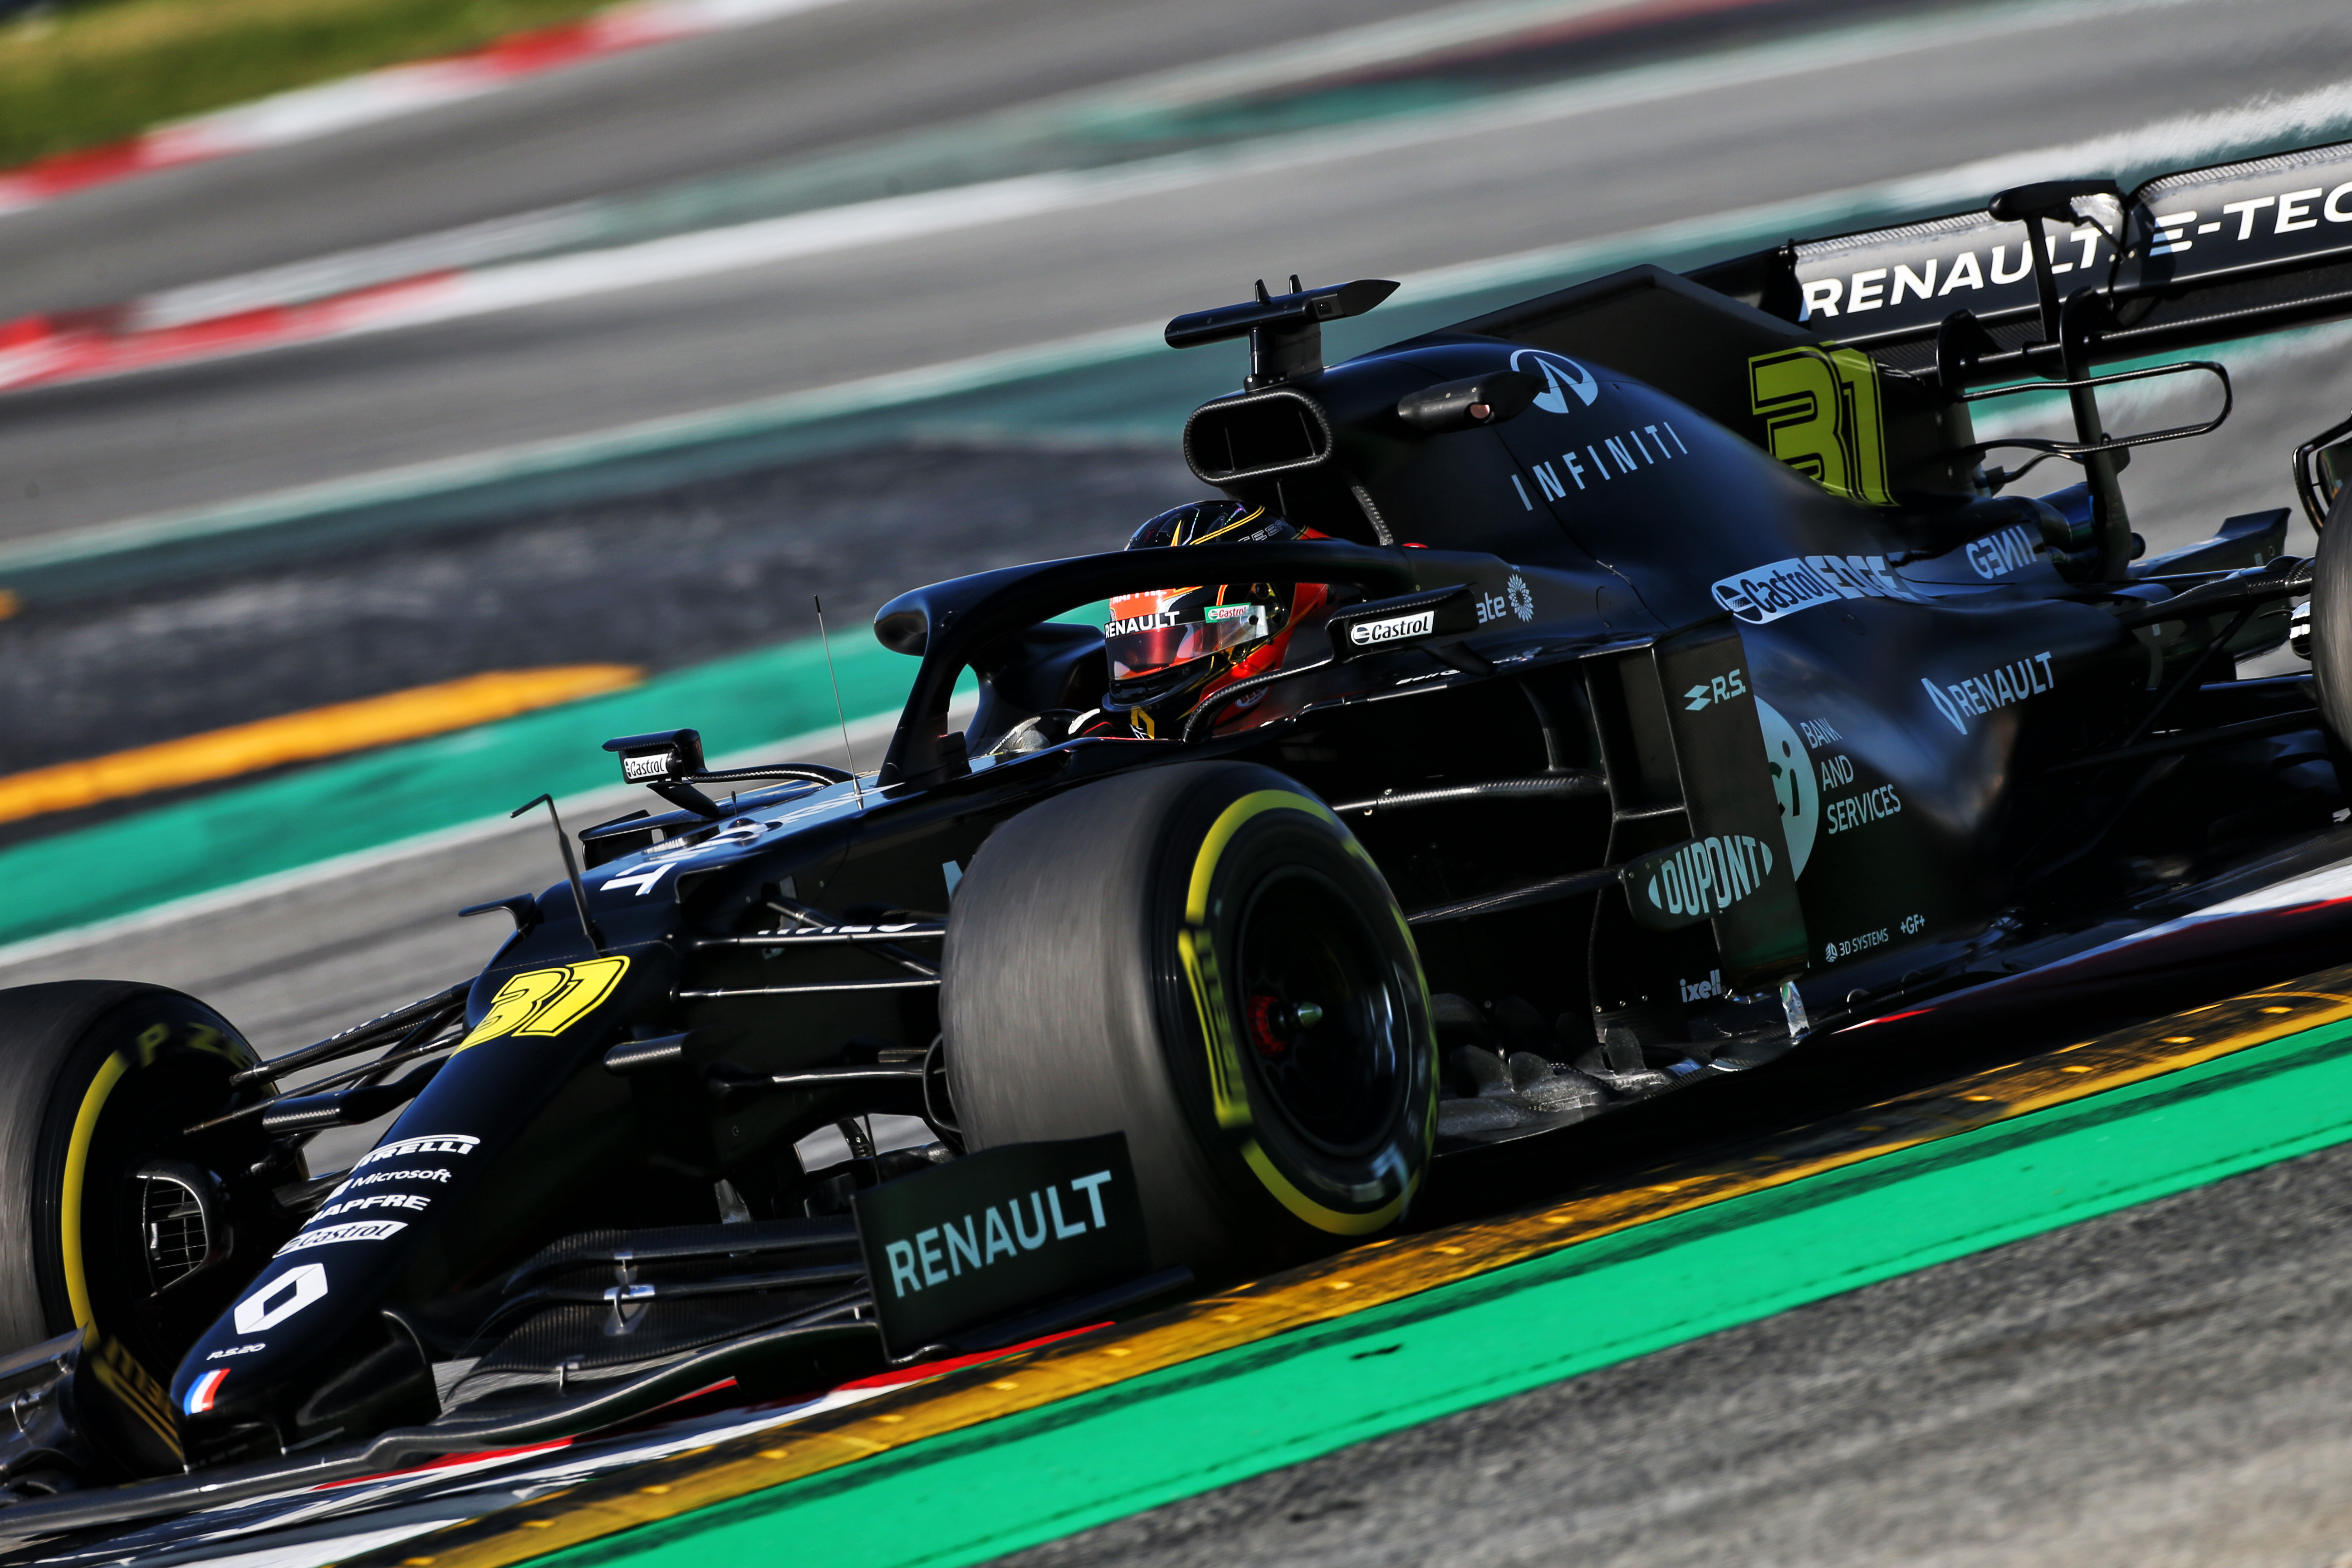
[
  {"left": 942, "top": 762, "right": 1436, "bottom": 1279},
  {"left": 0, "top": 983, "right": 276, "bottom": 1478}
]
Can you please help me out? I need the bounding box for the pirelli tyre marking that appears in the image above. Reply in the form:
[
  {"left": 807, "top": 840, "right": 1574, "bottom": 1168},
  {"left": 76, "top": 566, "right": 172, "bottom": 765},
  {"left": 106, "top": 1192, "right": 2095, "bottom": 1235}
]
[
  {"left": 460, "top": 956, "right": 630, "bottom": 1048},
  {"left": 1176, "top": 789, "right": 1432, "bottom": 1236},
  {"left": 89, "top": 1330, "right": 177, "bottom": 1450}
]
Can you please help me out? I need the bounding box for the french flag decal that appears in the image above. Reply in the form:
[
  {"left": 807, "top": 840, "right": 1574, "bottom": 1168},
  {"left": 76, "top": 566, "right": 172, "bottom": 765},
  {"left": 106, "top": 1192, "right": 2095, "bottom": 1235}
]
[{"left": 185, "top": 1368, "right": 229, "bottom": 1416}]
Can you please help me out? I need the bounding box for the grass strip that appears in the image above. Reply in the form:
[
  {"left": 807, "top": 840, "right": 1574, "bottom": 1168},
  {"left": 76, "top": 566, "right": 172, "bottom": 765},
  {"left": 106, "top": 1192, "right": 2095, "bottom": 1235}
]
[
  {"left": 0, "top": 0, "right": 616, "bottom": 169},
  {"left": 511, "top": 1011, "right": 2352, "bottom": 1568}
]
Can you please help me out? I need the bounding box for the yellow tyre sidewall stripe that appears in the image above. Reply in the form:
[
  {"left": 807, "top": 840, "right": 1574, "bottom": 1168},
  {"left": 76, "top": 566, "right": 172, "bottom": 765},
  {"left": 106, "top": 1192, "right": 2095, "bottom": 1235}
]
[
  {"left": 1179, "top": 789, "right": 1431, "bottom": 1235},
  {"left": 61, "top": 1050, "right": 129, "bottom": 1331},
  {"left": 60, "top": 1048, "right": 185, "bottom": 1459}
]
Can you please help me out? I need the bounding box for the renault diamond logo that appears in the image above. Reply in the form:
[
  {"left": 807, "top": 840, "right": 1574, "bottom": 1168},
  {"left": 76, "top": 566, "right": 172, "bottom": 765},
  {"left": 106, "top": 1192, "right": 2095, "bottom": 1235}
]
[{"left": 233, "top": 1262, "right": 328, "bottom": 1335}]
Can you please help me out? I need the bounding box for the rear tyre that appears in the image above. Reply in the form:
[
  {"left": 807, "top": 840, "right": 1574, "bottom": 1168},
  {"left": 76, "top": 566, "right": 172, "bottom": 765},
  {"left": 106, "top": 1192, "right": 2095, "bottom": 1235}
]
[
  {"left": 942, "top": 762, "right": 1436, "bottom": 1279},
  {"left": 0, "top": 982, "right": 276, "bottom": 1476},
  {"left": 2312, "top": 490, "right": 2352, "bottom": 747}
]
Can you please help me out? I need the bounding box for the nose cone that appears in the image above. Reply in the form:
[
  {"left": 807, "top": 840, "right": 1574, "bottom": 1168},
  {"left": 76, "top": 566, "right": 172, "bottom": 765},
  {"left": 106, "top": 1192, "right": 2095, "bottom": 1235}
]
[
  {"left": 169, "top": 1132, "right": 486, "bottom": 1461},
  {"left": 172, "top": 1246, "right": 438, "bottom": 1465}
]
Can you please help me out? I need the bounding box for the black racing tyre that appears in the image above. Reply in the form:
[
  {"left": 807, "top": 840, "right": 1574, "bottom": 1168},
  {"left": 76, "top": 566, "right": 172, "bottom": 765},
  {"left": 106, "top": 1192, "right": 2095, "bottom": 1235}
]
[
  {"left": 2313, "top": 489, "right": 2352, "bottom": 747},
  {"left": 941, "top": 761, "right": 1437, "bottom": 1279},
  {"left": 0, "top": 982, "right": 280, "bottom": 1475}
]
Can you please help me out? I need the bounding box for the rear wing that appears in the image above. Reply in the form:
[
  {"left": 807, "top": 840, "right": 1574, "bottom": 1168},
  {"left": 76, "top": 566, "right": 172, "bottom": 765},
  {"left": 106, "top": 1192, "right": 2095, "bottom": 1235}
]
[
  {"left": 1440, "top": 140, "right": 2352, "bottom": 580},
  {"left": 1690, "top": 140, "right": 2352, "bottom": 384}
]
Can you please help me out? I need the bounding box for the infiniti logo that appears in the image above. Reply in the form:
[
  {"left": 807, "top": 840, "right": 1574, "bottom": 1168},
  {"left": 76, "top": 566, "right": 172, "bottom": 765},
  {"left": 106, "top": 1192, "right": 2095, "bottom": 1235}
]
[{"left": 1509, "top": 349, "right": 1599, "bottom": 414}]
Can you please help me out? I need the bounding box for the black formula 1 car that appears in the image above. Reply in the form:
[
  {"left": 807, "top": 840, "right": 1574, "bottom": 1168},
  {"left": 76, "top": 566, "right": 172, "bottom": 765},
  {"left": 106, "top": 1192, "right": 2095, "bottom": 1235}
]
[{"left": 11, "top": 137, "right": 2352, "bottom": 1535}]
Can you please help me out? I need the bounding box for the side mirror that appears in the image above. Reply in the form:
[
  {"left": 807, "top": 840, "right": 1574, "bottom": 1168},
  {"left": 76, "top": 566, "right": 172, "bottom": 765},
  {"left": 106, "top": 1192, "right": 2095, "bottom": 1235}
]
[
  {"left": 2295, "top": 415, "right": 2352, "bottom": 529},
  {"left": 1396, "top": 370, "right": 1538, "bottom": 434},
  {"left": 603, "top": 728, "right": 706, "bottom": 784},
  {"left": 602, "top": 729, "right": 723, "bottom": 817},
  {"left": 2317, "top": 438, "right": 2352, "bottom": 517}
]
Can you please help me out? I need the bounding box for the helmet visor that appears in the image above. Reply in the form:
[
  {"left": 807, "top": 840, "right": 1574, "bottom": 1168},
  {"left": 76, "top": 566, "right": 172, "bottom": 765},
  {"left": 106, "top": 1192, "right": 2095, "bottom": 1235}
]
[{"left": 1105, "top": 591, "right": 1272, "bottom": 681}]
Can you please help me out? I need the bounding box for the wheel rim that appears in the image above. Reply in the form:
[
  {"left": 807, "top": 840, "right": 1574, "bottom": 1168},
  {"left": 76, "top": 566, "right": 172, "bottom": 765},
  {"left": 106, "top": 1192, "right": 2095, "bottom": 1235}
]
[{"left": 1235, "top": 867, "right": 1409, "bottom": 1155}]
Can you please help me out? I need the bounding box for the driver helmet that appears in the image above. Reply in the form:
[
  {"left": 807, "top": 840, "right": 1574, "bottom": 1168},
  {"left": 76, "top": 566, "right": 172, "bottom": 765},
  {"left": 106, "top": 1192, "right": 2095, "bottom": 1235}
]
[{"left": 1102, "top": 500, "right": 1331, "bottom": 738}]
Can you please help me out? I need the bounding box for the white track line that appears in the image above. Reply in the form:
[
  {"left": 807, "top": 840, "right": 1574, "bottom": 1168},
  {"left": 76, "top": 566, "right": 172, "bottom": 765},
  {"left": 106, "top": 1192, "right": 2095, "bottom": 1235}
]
[
  {"left": 0, "top": 0, "right": 2210, "bottom": 401},
  {"left": 49, "top": 0, "right": 1897, "bottom": 332},
  {"left": 0, "top": 0, "right": 2014, "bottom": 222},
  {"left": 9, "top": 65, "right": 2350, "bottom": 584}
]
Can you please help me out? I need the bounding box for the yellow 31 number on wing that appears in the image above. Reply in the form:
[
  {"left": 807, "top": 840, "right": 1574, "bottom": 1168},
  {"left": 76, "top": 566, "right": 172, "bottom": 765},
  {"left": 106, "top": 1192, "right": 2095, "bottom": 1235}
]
[
  {"left": 1748, "top": 344, "right": 1892, "bottom": 506},
  {"left": 460, "top": 956, "right": 630, "bottom": 1049}
]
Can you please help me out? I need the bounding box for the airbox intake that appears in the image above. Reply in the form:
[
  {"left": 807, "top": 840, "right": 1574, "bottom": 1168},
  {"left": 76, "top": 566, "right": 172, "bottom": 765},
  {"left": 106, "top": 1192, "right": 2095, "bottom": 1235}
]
[{"left": 1182, "top": 388, "right": 1333, "bottom": 485}]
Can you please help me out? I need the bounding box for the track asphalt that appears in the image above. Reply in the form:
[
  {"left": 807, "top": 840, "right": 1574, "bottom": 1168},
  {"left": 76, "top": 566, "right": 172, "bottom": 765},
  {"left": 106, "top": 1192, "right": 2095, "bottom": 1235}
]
[
  {"left": 0, "top": 0, "right": 1465, "bottom": 319},
  {"left": 6, "top": 0, "right": 2351, "bottom": 545},
  {"left": 0, "top": 0, "right": 2133, "bottom": 402}
]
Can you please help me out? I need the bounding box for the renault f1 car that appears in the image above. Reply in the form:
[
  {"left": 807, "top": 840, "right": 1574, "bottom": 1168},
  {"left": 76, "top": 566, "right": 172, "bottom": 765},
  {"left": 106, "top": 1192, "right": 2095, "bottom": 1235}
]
[{"left": 10, "top": 137, "right": 2352, "bottom": 1534}]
